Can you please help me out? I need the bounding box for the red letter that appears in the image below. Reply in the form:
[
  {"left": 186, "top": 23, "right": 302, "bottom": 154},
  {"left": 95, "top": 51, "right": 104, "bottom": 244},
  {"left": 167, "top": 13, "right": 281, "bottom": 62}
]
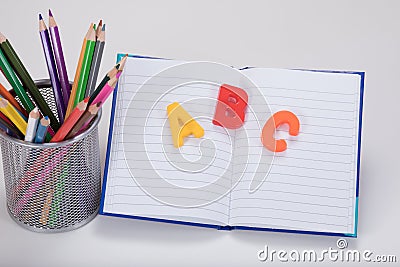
[{"left": 212, "top": 84, "right": 248, "bottom": 129}]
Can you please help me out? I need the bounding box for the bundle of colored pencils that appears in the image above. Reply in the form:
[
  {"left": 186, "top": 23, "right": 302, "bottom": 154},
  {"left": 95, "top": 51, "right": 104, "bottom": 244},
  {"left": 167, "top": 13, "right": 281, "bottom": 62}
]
[{"left": 0, "top": 9, "right": 126, "bottom": 144}]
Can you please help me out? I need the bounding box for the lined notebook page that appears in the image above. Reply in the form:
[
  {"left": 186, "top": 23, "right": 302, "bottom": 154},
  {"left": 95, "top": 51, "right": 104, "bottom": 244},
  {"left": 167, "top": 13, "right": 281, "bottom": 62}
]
[
  {"left": 103, "top": 57, "right": 235, "bottom": 225},
  {"left": 229, "top": 68, "right": 361, "bottom": 234}
]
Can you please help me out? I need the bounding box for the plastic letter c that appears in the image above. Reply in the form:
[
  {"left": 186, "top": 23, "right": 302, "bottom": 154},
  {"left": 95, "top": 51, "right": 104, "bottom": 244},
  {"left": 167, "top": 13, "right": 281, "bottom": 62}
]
[{"left": 261, "top": 110, "right": 300, "bottom": 152}]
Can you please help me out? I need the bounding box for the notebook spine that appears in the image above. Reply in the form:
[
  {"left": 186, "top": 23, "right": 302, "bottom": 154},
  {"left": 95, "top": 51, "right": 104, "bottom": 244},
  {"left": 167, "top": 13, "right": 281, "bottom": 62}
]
[{"left": 218, "top": 225, "right": 233, "bottom": 231}]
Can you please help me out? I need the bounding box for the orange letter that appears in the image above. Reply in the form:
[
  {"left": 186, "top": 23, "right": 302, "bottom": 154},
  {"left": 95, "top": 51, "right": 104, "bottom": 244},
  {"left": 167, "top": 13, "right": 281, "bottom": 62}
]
[
  {"left": 212, "top": 84, "right": 248, "bottom": 129},
  {"left": 167, "top": 102, "right": 204, "bottom": 148},
  {"left": 261, "top": 111, "right": 300, "bottom": 152}
]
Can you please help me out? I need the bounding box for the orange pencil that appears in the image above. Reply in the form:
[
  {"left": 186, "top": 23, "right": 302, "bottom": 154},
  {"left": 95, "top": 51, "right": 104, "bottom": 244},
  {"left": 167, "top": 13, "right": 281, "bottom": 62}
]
[
  {"left": 65, "top": 23, "right": 93, "bottom": 119},
  {"left": 0, "top": 82, "right": 27, "bottom": 116},
  {"left": 50, "top": 97, "right": 88, "bottom": 142}
]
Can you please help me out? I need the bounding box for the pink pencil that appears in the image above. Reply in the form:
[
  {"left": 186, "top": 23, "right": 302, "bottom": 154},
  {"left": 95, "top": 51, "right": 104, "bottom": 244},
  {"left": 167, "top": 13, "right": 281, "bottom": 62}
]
[
  {"left": 48, "top": 125, "right": 55, "bottom": 136},
  {"left": 91, "top": 76, "right": 118, "bottom": 106},
  {"left": 13, "top": 148, "right": 67, "bottom": 215},
  {"left": 74, "top": 75, "right": 119, "bottom": 136}
]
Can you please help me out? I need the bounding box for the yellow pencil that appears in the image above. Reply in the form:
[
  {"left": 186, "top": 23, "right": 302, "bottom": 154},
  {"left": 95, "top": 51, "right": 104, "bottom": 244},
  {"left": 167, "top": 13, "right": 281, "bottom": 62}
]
[{"left": 0, "top": 98, "right": 27, "bottom": 135}]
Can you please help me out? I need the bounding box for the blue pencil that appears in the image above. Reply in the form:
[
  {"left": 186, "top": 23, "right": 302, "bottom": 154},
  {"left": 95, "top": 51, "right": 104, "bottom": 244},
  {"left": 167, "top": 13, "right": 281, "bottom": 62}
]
[
  {"left": 0, "top": 120, "right": 19, "bottom": 138},
  {"left": 35, "top": 116, "right": 50, "bottom": 143}
]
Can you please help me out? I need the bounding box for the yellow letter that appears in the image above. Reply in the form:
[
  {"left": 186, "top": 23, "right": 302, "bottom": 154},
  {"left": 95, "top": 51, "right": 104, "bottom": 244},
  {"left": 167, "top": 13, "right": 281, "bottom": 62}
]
[{"left": 167, "top": 102, "right": 204, "bottom": 148}]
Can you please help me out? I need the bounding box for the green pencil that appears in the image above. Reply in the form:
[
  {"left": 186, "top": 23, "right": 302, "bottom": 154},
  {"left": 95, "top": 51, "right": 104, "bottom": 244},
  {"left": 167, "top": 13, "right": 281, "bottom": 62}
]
[
  {"left": 0, "top": 32, "right": 60, "bottom": 131},
  {"left": 0, "top": 48, "right": 35, "bottom": 112},
  {"left": 48, "top": 167, "right": 65, "bottom": 227},
  {"left": 74, "top": 26, "right": 96, "bottom": 106}
]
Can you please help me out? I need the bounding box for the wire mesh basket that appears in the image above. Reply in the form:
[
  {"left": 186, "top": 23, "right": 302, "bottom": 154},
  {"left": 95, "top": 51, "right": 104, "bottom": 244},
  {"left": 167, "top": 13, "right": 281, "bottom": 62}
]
[{"left": 0, "top": 79, "right": 101, "bottom": 232}]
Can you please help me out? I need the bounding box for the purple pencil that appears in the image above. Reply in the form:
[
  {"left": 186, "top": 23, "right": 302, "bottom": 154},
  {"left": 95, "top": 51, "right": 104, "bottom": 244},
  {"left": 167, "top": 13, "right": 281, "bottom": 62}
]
[
  {"left": 48, "top": 9, "right": 70, "bottom": 109},
  {"left": 39, "top": 14, "right": 65, "bottom": 124}
]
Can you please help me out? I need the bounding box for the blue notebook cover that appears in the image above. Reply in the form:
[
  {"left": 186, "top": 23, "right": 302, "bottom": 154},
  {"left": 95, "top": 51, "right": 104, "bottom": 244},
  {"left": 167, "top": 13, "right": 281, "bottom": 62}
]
[{"left": 100, "top": 54, "right": 364, "bottom": 237}]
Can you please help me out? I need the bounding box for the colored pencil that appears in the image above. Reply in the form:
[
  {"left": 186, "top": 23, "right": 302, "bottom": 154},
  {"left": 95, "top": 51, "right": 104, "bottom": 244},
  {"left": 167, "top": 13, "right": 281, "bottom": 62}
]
[
  {"left": 25, "top": 107, "right": 40, "bottom": 142},
  {"left": 11, "top": 134, "right": 48, "bottom": 200},
  {"left": 91, "top": 76, "right": 118, "bottom": 106},
  {"left": 13, "top": 147, "right": 66, "bottom": 215},
  {"left": 77, "top": 75, "right": 119, "bottom": 135},
  {"left": 72, "top": 62, "right": 122, "bottom": 136},
  {"left": 39, "top": 187, "right": 55, "bottom": 225},
  {"left": 0, "top": 32, "right": 60, "bottom": 131},
  {"left": 88, "top": 54, "right": 127, "bottom": 104},
  {"left": 48, "top": 162, "right": 67, "bottom": 226},
  {"left": 0, "top": 111, "right": 14, "bottom": 127},
  {"left": 118, "top": 54, "right": 128, "bottom": 72},
  {"left": 48, "top": 9, "right": 70, "bottom": 111},
  {"left": 87, "top": 63, "right": 119, "bottom": 105},
  {"left": 116, "top": 69, "right": 123, "bottom": 79},
  {"left": 51, "top": 98, "right": 88, "bottom": 142},
  {"left": 0, "top": 48, "right": 35, "bottom": 112},
  {"left": 86, "top": 24, "right": 105, "bottom": 97},
  {"left": 65, "top": 24, "right": 92, "bottom": 118},
  {"left": 95, "top": 19, "right": 103, "bottom": 39},
  {"left": 39, "top": 143, "right": 71, "bottom": 226},
  {"left": 74, "top": 27, "right": 96, "bottom": 106},
  {"left": 35, "top": 116, "right": 50, "bottom": 143},
  {"left": 0, "top": 98, "right": 27, "bottom": 135},
  {"left": 0, "top": 95, "right": 27, "bottom": 122},
  {"left": 0, "top": 120, "right": 11, "bottom": 135},
  {"left": 65, "top": 102, "right": 100, "bottom": 139},
  {"left": 0, "top": 112, "right": 23, "bottom": 138},
  {"left": 0, "top": 82, "right": 27, "bottom": 116},
  {"left": 39, "top": 14, "right": 66, "bottom": 124},
  {"left": 0, "top": 111, "right": 13, "bottom": 125}
]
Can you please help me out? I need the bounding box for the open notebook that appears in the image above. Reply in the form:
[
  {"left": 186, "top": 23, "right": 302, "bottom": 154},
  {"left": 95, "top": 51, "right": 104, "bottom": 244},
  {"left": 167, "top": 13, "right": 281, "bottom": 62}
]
[{"left": 100, "top": 54, "right": 364, "bottom": 237}]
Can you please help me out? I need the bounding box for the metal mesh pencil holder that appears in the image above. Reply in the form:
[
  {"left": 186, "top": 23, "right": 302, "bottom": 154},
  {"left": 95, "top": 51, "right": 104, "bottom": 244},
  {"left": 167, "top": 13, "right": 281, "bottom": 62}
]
[{"left": 0, "top": 79, "right": 101, "bottom": 232}]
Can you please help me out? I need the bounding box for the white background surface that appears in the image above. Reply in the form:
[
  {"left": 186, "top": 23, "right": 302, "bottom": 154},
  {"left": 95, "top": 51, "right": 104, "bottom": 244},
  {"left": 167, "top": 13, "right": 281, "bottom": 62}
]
[{"left": 0, "top": 0, "right": 399, "bottom": 266}]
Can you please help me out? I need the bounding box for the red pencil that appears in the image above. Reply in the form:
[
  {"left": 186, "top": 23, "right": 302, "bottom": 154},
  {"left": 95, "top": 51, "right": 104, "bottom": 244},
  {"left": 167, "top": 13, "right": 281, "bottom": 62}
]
[
  {"left": 0, "top": 110, "right": 14, "bottom": 126},
  {"left": 0, "top": 82, "right": 27, "bottom": 116},
  {"left": 50, "top": 97, "right": 88, "bottom": 142}
]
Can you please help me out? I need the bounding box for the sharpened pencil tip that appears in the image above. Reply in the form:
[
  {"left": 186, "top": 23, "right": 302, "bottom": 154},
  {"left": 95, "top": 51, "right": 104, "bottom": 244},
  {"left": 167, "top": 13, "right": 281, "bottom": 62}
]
[
  {"left": 39, "top": 13, "right": 43, "bottom": 20},
  {"left": 49, "top": 9, "right": 53, "bottom": 17}
]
